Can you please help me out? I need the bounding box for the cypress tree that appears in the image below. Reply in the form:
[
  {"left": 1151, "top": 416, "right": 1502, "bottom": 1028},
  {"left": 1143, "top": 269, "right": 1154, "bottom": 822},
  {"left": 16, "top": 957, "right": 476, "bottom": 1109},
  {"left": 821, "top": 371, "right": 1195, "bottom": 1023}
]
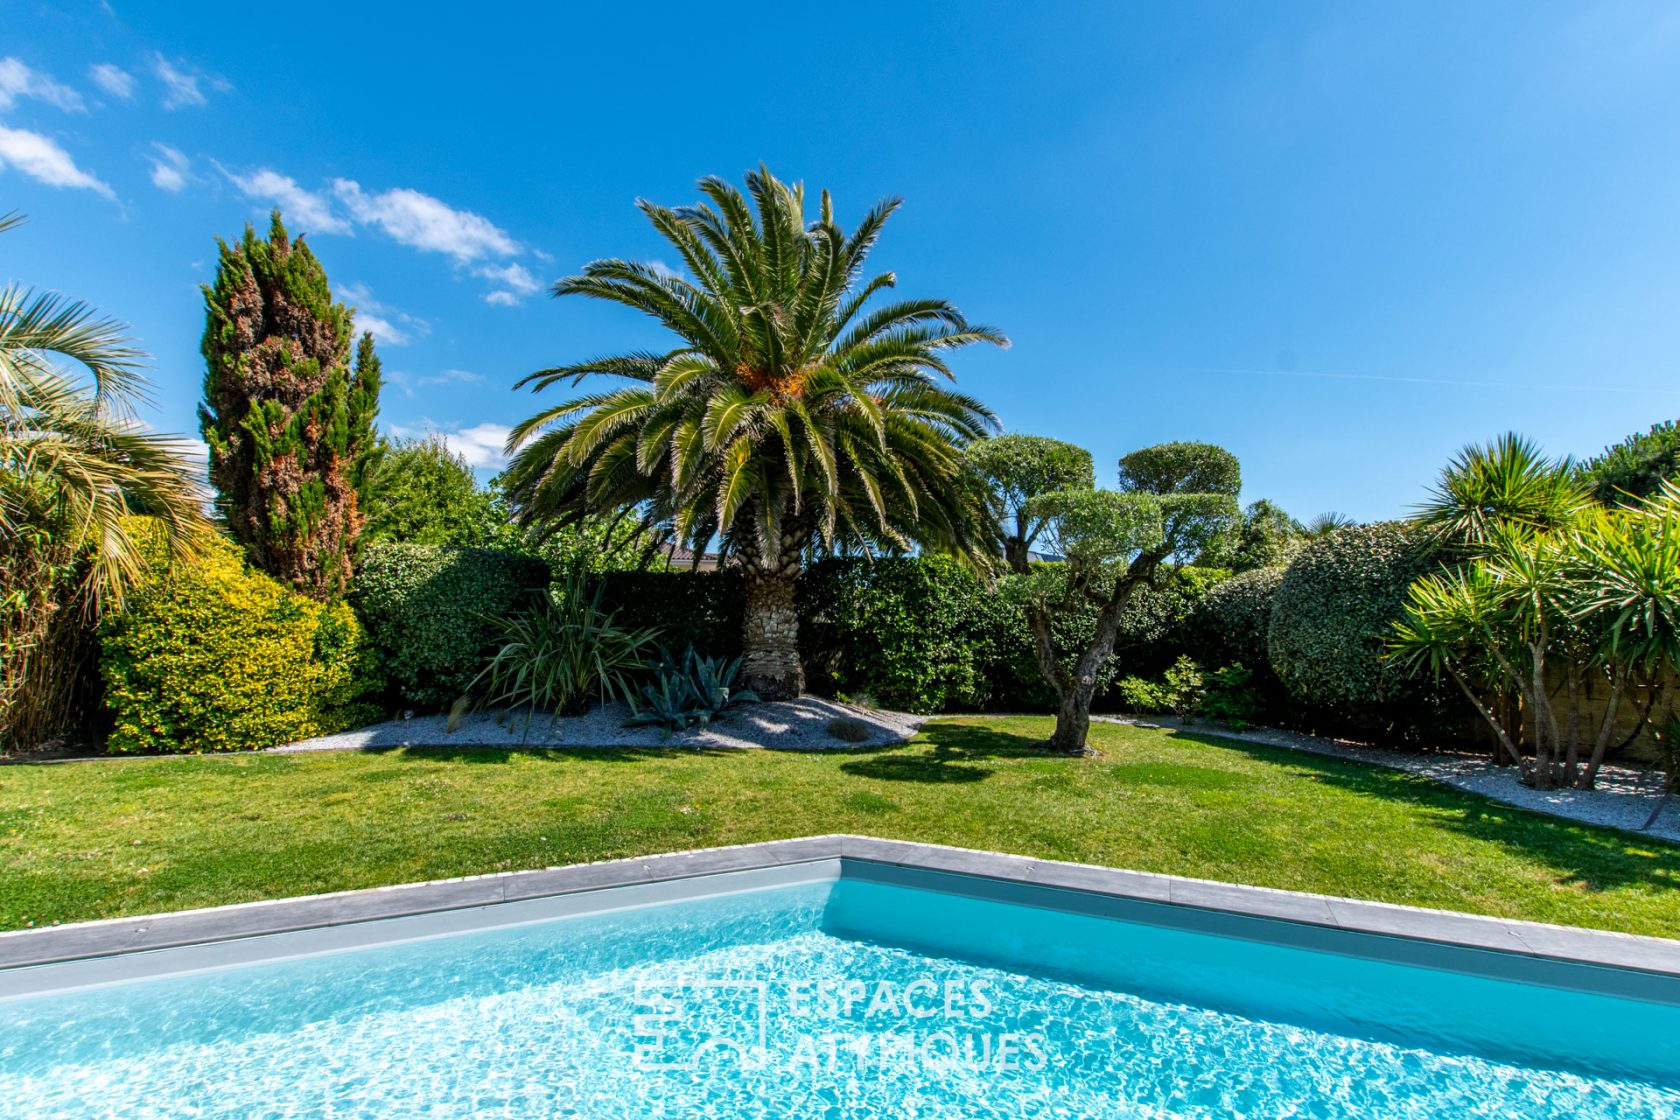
[{"left": 199, "top": 211, "right": 382, "bottom": 599}]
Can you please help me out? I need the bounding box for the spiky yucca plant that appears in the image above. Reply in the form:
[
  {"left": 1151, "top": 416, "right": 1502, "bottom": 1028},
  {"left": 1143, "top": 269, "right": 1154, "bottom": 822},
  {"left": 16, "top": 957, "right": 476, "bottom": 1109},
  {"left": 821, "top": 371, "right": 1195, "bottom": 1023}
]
[{"left": 503, "top": 168, "right": 1004, "bottom": 698}]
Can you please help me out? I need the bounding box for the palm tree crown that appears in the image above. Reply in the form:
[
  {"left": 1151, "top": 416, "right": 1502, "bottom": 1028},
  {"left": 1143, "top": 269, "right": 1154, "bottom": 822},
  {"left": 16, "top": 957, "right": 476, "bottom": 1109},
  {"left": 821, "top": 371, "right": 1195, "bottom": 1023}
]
[
  {"left": 1, "top": 212, "right": 208, "bottom": 746},
  {"left": 503, "top": 168, "right": 1005, "bottom": 697}
]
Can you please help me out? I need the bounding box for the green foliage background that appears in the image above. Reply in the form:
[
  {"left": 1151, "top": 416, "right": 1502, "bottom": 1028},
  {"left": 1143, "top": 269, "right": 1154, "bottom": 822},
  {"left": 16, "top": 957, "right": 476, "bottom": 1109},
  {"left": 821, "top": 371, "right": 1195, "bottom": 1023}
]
[
  {"left": 351, "top": 544, "right": 551, "bottom": 708},
  {"left": 1267, "top": 521, "right": 1443, "bottom": 719}
]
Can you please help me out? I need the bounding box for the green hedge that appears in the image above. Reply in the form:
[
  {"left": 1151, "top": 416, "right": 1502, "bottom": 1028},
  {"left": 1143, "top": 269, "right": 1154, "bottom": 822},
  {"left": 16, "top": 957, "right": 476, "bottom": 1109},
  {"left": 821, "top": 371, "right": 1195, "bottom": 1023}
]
[
  {"left": 101, "top": 529, "right": 382, "bottom": 753},
  {"left": 1267, "top": 522, "right": 1441, "bottom": 717},
  {"left": 799, "top": 556, "right": 1016, "bottom": 712},
  {"left": 595, "top": 570, "right": 747, "bottom": 659},
  {"left": 352, "top": 544, "right": 551, "bottom": 708},
  {"left": 593, "top": 559, "right": 1221, "bottom": 715},
  {"left": 1184, "top": 565, "right": 1286, "bottom": 669}
]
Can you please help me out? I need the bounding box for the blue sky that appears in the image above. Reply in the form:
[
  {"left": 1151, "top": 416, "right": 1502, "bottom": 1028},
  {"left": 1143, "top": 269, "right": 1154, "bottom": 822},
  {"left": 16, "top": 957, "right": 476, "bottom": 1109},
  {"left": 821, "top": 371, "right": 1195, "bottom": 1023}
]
[{"left": 4, "top": 1, "right": 1679, "bottom": 521}]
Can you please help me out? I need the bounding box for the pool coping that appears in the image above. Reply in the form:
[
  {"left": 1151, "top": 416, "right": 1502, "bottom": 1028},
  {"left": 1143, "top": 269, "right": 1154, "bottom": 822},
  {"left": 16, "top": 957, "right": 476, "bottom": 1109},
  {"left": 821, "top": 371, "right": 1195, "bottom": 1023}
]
[{"left": 3, "top": 834, "right": 1677, "bottom": 978}]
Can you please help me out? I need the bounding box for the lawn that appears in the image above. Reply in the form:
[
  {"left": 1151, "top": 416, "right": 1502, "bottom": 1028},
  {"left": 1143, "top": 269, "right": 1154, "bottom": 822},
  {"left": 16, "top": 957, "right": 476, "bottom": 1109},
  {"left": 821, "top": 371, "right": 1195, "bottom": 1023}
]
[{"left": 3, "top": 716, "right": 1677, "bottom": 937}]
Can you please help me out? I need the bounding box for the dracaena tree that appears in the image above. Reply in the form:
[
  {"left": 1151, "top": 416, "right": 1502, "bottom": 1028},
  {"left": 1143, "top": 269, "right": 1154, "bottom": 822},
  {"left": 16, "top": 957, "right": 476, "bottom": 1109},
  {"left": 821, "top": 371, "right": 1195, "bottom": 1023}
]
[
  {"left": 1391, "top": 437, "right": 1679, "bottom": 790},
  {"left": 972, "top": 440, "right": 1240, "bottom": 753},
  {"left": 502, "top": 167, "right": 1004, "bottom": 699}
]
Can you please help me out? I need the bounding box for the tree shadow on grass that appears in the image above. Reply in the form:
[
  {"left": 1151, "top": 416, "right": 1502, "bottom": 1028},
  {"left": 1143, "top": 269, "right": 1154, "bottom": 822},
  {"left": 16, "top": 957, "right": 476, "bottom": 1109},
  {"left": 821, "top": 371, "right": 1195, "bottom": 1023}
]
[
  {"left": 1161, "top": 727, "right": 1680, "bottom": 895},
  {"left": 837, "top": 721, "right": 1051, "bottom": 784}
]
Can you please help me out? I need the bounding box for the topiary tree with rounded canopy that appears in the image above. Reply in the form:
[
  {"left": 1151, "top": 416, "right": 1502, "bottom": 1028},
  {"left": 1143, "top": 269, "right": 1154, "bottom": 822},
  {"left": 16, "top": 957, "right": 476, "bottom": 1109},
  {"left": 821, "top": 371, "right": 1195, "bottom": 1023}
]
[
  {"left": 503, "top": 167, "right": 1005, "bottom": 699},
  {"left": 972, "top": 439, "right": 1240, "bottom": 753},
  {"left": 964, "top": 434, "right": 1094, "bottom": 568}
]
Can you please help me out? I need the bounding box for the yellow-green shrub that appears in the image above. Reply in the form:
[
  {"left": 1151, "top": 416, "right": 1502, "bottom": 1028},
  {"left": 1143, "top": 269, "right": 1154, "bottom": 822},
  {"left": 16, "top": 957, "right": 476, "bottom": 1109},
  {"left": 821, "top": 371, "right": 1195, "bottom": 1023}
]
[{"left": 100, "top": 527, "right": 382, "bottom": 752}]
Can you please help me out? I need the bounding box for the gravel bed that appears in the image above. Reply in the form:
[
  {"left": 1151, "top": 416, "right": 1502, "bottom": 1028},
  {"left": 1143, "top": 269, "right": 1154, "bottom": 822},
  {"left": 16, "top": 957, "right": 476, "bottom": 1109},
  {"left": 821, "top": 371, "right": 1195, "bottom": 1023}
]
[
  {"left": 1095, "top": 715, "right": 1680, "bottom": 843},
  {"left": 276, "top": 696, "right": 925, "bottom": 754}
]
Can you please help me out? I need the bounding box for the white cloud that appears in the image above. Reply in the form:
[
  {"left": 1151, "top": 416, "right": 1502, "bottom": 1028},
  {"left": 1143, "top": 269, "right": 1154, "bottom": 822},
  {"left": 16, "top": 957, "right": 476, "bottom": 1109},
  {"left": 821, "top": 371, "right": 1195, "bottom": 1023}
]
[
  {"left": 339, "top": 281, "right": 429, "bottom": 347},
  {"left": 88, "top": 62, "right": 134, "bottom": 100},
  {"left": 333, "top": 178, "right": 518, "bottom": 262},
  {"left": 147, "top": 142, "right": 189, "bottom": 191},
  {"left": 476, "top": 261, "right": 542, "bottom": 305},
  {"left": 474, "top": 261, "right": 541, "bottom": 293},
  {"left": 150, "top": 53, "right": 209, "bottom": 108},
  {"left": 388, "top": 420, "right": 511, "bottom": 468},
  {"left": 229, "top": 167, "right": 348, "bottom": 233},
  {"left": 0, "top": 58, "right": 85, "bottom": 112},
  {"left": 0, "top": 125, "right": 112, "bottom": 197},
  {"left": 417, "top": 368, "right": 484, "bottom": 387},
  {"left": 442, "top": 422, "right": 512, "bottom": 468}
]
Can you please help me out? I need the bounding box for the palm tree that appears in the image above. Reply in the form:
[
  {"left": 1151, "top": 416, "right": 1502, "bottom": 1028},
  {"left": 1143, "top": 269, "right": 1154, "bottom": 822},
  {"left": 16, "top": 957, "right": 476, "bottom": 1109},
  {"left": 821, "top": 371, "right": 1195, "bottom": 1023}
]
[
  {"left": 503, "top": 168, "right": 1005, "bottom": 698},
  {"left": 1302, "top": 511, "right": 1355, "bottom": 538},
  {"left": 1, "top": 212, "right": 208, "bottom": 745}
]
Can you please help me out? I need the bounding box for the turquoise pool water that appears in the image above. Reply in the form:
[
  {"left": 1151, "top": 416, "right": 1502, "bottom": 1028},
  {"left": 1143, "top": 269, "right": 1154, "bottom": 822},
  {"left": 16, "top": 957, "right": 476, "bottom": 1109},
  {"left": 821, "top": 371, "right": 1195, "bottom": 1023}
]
[{"left": 2, "top": 877, "right": 1677, "bottom": 1118}]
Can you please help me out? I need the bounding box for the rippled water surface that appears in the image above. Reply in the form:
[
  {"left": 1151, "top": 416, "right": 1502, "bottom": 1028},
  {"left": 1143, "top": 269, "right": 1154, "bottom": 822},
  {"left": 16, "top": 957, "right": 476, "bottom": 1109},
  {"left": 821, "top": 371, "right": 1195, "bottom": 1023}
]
[{"left": 2, "top": 879, "right": 1675, "bottom": 1118}]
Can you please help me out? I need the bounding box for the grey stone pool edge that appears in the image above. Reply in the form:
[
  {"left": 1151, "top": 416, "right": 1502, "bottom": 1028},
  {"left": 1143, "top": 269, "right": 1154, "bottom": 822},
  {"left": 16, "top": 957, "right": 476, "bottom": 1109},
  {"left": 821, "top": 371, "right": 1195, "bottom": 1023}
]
[{"left": 3, "top": 834, "right": 1677, "bottom": 987}]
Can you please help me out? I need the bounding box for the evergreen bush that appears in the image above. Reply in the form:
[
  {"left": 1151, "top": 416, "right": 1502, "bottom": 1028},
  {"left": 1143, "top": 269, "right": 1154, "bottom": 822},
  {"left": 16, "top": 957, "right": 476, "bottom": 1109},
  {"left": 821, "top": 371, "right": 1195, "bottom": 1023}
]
[
  {"left": 101, "top": 528, "right": 381, "bottom": 752},
  {"left": 352, "top": 543, "right": 550, "bottom": 708}
]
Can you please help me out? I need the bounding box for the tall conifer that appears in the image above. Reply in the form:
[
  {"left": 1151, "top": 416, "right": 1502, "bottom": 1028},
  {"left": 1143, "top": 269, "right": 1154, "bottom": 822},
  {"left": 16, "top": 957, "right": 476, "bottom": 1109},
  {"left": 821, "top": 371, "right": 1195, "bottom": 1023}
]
[{"left": 199, "top": 212, "right": 381, "bottom": 599}]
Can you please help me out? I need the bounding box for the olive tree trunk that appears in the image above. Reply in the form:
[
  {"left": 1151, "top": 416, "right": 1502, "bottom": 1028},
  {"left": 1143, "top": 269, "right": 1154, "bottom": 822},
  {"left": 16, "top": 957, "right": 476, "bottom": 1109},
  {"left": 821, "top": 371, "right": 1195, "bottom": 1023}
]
[
  {"left": 1026, "top": 571, "right": 1145, "bottom": 756},
  {"left": 741, "top": 570, "right": 804, "bottom": 700}
]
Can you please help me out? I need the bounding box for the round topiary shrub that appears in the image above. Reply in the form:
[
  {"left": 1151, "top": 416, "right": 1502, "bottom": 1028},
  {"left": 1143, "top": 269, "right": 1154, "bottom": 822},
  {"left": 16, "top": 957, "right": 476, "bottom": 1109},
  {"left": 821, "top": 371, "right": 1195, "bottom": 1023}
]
[
  {"left": 1267, "top": 521, "right": 1440, "bottom": 716},
  {"left": 101, "top": 527, "right": 382, "bottom": 753},
  {"left": 351, "top": 543, "right": 550, "bottom": 708}
]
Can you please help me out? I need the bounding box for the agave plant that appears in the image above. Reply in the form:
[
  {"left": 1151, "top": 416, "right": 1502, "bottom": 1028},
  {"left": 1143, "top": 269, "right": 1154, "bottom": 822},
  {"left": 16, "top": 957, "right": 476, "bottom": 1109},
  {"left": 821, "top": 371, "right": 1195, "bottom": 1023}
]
[
  {"left": 462, "top": 574, "right": 658, "bottom": 739},
  {"left": 625, "top": 645, "right": 759, "bottom": 732},
  {"left": 503, "top": 167, "right": 1004, "bottom": 701}
]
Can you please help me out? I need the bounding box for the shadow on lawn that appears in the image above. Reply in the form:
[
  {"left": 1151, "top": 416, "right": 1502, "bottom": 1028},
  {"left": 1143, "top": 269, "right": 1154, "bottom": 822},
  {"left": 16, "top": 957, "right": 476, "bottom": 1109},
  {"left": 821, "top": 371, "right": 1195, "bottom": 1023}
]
[
  {"left": 1164, "top": 727, "right": 1680, "bottom": 895},
  {"left": 837, "top": 721, "right": 1048, "bottom": 785}
]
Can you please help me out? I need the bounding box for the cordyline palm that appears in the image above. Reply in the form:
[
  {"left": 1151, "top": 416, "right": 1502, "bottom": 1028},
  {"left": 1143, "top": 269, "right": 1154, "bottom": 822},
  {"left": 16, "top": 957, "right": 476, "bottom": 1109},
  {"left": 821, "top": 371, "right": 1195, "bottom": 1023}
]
[
  {"left": 2, "top": 212, "right": 207, "bottom": 745},
  {"left": 1418, "top": 432, "right": 1587, "bottom": 552},
  {"left": 503, "top": 168, "right": 1005, "bottom": 698}
]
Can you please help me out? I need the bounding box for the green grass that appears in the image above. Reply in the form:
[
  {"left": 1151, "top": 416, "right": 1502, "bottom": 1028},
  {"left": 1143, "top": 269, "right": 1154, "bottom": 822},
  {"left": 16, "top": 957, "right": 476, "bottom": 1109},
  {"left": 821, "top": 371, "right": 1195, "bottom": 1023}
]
[{"left": 3, "top": 716, "right": 1677, "bottom": 936}]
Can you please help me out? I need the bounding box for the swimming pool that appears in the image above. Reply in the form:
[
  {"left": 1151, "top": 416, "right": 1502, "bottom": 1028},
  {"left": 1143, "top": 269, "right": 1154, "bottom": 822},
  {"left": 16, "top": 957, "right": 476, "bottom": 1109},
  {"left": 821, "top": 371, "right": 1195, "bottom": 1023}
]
[{"left": 2, "top": 838, "right": 1677, "bottom": 1117}]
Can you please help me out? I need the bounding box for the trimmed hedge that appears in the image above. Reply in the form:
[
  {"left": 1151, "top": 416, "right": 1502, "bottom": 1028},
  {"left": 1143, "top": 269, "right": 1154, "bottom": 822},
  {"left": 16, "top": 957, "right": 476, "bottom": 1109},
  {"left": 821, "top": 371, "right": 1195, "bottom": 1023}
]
[
  {"left": 101, "top": 530, "right": 381, "bottom": 753},
  {"left": 596, "top": 570, "right": 747, "bottom": 660},
  {"left": 1185, "top": 565, "right": 1286, "bottom": 669},
  {"left": 593, "top": 559, "right": 1222, "bottom": 715},
  {"left": 352, "top": 544, "right": 551, "bottom": 708},
  {"left": 799, "top": 556, "right": 1015, "bottom": 713},
  {"left": 1267, "top": 522, "right": 1440, "bottom": 716}
]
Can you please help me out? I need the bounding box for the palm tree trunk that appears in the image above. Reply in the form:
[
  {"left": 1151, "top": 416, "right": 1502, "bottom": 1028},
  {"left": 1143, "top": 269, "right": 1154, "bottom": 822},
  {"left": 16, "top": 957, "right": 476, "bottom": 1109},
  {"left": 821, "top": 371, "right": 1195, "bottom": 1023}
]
[{"left": 741, "top": 569, "right": 803, "bottom": 700}]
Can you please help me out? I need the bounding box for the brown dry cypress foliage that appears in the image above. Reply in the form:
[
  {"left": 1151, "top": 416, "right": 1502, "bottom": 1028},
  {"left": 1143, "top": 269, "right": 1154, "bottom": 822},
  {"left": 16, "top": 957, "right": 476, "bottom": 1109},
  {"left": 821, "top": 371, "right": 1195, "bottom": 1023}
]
[{"left": 199, "top": 212, "right": 381, "bottom": 599}]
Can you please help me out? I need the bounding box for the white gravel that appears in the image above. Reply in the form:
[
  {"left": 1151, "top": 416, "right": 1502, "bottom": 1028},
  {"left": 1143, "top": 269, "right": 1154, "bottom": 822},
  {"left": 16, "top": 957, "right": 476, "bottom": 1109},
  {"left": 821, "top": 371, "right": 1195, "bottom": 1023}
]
[
  {"left": 275, "top": 696, "right": 925, "bottom": 754},
  {"left": 1095, "top": 715, "right": 1680, "bottom": 843}
]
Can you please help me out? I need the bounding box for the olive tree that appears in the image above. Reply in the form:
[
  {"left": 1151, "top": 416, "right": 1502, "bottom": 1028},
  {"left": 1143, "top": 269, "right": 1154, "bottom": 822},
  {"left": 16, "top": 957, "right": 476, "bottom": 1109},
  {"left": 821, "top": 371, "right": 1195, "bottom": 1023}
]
[
  {"left": 965, "top": 435, "right": 1094, "bottom": 568},
  {"left": 972, "top": 440, "right": 1240, "bottom": 753}
]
